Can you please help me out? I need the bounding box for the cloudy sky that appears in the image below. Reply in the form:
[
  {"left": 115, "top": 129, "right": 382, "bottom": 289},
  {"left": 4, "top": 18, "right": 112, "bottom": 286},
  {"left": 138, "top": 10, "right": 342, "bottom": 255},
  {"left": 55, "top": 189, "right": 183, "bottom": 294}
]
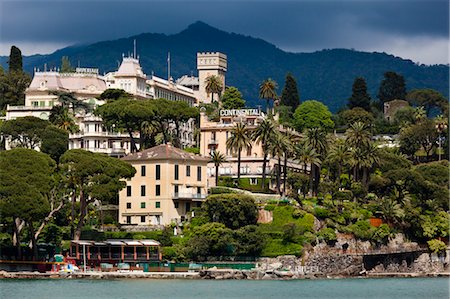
[{"left": 0, "top": 0, "right": 448, "bottom": 65}]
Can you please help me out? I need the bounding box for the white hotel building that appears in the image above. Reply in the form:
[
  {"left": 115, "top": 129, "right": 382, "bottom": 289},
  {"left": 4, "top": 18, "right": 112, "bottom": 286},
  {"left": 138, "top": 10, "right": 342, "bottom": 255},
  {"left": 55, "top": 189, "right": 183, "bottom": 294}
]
[{"left": 5, "top": 52, "right": 227, "bottom": 156}]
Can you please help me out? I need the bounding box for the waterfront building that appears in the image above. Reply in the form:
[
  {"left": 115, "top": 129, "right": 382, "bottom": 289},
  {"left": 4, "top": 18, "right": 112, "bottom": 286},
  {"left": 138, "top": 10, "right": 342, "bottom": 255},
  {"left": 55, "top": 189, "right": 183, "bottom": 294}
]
[
  {"left": 118, "top": 143, "right": 209, "bottom": 226},
  {"left": 199, "top": 108, "right": 305, "bottom": 189}
]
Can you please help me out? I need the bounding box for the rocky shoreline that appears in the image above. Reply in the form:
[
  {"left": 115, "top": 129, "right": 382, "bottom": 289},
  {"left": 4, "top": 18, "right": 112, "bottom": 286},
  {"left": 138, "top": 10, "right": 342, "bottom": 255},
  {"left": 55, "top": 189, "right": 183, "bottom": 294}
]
[{"left": 1, "top": 269, "right": 449, "bottom": 280}]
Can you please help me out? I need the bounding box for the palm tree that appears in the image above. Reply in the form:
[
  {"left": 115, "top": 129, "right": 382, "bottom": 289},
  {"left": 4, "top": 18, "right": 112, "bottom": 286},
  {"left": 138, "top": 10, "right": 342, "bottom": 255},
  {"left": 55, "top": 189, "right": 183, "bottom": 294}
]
[
  {"left": 360, "top": 142, "right": 380, "bottom": 186},
  {"left": 252, "top": 118, "right": 276, "bottom": 190},
  {"left": 51, "top": 91, "right": 91, "bottom": 114},
  {"left": 226, "top": 122, "right": 252, "bottom": 183},
  {"left": 259, "top": 78, "right": 278, "bottom": 114},
  {"left": 270, "top": 131, "right": 290, "bottom": 194},
  {"left": 327, "top": 140, "right": 351, "bottom": 186},
  {"left": 304, "top": 127, "right": 328, "bottom": 195},
  {"left": 346, "top": 122, "right": 371, "bottom": 149},
  {"left": 378, "top": 196, "right": 405, "bottom": 226},
  {"left": 205, "top": 75, "right": 223, "bottom": 103},
  {"left": 295, "top": 143, "right": 321, "bottom": 195},
  {"left": 210, "top": 151, "right": 227, "bottom": 186},
  {"left": 49, "top": 105, "right": 79, "bottom": 133},
  {"left": 282, "top": 130, "right": 297, "bottom": 196}
]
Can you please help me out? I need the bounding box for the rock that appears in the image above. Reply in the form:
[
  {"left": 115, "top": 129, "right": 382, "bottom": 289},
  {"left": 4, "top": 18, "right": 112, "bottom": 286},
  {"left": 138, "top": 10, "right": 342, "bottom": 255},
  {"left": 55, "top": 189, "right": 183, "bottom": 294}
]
[
  {"left": 268, "top": 262, "right": 283, "bottom": 271},
  {"left": 274, "top": 270, "right": 294, "bottom": 277},
  {"left": 262, "top": 273, "right": 273, "bottom": 280}
]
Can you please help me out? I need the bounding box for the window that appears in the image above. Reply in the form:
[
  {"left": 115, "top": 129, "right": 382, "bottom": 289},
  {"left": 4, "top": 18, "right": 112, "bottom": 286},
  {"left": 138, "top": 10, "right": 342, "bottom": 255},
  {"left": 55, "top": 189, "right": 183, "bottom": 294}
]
[
  {"left": 174, "top": 201, "right": 179, "bottom": 208},
  {"left": 141, "top": 185, "right": 146, "bottom": 197},
  {"left": 156, "top": 165, "right": 161, "bottom": 180},
  {"left": 140, "top": 202, "right": 146, "bottom": 209},
  {"left": 186, "top": 202, "right": 191, "bottom": 212},
  {"left": 156, "top": 201, "right": 161, "bottom": 208},
  {"left": 174, "top": 164, "right": 179, "bottom": 180},
  {"left": 197, "top": 187, "right": 201, "bottom": 196},
  {"left": 174, "top": 185, "right": 179, "bottom": 196},
  {"left": 156, "top": 185, "right": 160, "bottom": 196},
  {"left": 126, "top": 216, "right": 131, "bottom": 224},
  {"left": 141, "top": 165, "right": 146, "bottom": 176},
  {"left": 140, "top": 216, "right": 146, "bottom": 223},
  {"left": 126, "top": 186, "right": 132, "bottom": 197},
  {"left": 186, "top": 165, "right": 191, "bottom": 177},
  {"left": 197, "top": 166, "right": 202, "bottom": 181},
  {"left": 126, "top": 202, "right": 131, "bottom": 209}
]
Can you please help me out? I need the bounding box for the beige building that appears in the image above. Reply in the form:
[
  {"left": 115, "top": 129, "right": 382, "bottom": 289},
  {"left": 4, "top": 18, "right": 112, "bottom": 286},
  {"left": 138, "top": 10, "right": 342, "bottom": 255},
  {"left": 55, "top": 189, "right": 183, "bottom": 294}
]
[
  {"left": 199, "top": 109, "right": 304, "bottom": 189},
  {"left": 118, "top": 143, "right": 209, "bottom": 226},
  {"left": 197, "top": 52, "right": 227, "bottom": 103}
]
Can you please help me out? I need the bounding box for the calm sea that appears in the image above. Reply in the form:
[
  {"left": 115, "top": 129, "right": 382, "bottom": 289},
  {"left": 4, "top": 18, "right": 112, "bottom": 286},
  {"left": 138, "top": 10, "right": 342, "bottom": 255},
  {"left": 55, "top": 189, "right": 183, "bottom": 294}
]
[{"left": 0, "top": 277, "right": 448, "bottom": 299}]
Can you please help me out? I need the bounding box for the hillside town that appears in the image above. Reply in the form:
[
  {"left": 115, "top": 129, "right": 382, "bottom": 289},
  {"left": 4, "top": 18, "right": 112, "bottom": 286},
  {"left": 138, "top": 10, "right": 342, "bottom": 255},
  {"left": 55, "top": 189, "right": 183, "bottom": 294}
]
[{"left": 0, "top": 44, "right": 448, "bottom": 280}]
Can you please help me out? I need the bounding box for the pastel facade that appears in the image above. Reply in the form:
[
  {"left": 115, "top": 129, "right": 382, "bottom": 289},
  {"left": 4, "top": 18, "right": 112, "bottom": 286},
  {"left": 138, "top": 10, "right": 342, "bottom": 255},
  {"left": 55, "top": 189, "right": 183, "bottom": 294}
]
[
  {"left": 199, "top": 109, "right": 305, "bottom": 188},
  {"left": 197, "top": 52, "right": 227, "bottom": 104},
  {"left": 118, "top": 144, "right": 209, "bottom": 226},
  {"left": 5, "top": 53, "right": 208, "bottom": 154}
]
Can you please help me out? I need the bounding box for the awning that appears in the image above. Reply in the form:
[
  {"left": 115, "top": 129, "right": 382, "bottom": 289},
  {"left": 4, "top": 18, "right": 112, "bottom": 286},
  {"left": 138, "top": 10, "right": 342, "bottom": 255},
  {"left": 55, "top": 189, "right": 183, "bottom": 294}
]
[
  {"left": 139, "top": 240, "right": 161, "bottom": 246},
  {"left": 106, "top": 240, "right": 125, "bottom": 246},
  {"left": 124, "top": 241, "right": 142, "bottom": 246}
]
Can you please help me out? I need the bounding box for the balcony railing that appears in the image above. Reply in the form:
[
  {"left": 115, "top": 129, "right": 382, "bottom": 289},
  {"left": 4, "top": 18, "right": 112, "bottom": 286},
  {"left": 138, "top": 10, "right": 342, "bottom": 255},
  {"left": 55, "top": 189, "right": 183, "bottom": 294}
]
[
  {"left": 7, "top": 105, "right": 51, "bottom": 111},
  {"left": 172, "top": 193, "right": 206, "bottom": 200}
]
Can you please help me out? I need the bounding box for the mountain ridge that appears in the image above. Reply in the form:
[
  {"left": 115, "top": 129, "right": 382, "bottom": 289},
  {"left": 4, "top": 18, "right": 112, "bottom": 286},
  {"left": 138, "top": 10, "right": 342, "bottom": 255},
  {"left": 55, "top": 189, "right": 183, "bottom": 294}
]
[{"left": 1, "top": 21, "right": 448, "bottom": 112}]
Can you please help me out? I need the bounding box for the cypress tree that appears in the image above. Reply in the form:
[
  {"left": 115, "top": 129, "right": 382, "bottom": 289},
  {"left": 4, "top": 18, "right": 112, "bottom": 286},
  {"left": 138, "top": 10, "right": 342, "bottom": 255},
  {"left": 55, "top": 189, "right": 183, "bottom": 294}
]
[
  {"left": 280, "top": 73, "right": 300, "bottom": 111},
  {"left": 377, "top": 71, "right": 406, "bottom": 103},
  {"left": 8, "top": 46, "right": 23, "bottom": 73},
  {"left": 348, "top": 77, "right": 371, "bottom": 111}
]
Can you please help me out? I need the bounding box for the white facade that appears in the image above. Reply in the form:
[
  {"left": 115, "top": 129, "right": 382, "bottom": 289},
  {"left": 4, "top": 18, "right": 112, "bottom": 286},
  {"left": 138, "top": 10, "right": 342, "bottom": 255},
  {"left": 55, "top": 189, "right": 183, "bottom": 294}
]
[{"left": 5, "top": 53, "right": 209, "bottom": 154}]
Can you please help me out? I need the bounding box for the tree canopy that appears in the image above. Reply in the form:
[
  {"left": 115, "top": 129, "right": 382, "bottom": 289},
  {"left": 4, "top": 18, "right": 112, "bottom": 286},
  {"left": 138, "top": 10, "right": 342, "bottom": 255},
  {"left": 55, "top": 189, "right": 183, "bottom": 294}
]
[
  {"left": 293, "top": 100, "right": 334, "bottom": 132},
  {"left": 378, "top": 71, "right": 406, "bottom": 103},
  {"left": 280, "top": 73, "right": 300, "bottom": 112},
  {"left": 348, "top": 77, "right": 371, "bottom": 111},
  {"left": 221, "top": 86, "right": 245, "bottom": 109},
  {"left": 202, "top": 194, "right": 258, "bottom": 229}
]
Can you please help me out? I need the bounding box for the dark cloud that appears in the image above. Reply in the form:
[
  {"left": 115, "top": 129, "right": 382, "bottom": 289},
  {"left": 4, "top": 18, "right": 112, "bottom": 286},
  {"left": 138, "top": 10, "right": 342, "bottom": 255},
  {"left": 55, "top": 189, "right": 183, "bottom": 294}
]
[{"left": 0, "top": 0, "right": 448, "bottom": 64}]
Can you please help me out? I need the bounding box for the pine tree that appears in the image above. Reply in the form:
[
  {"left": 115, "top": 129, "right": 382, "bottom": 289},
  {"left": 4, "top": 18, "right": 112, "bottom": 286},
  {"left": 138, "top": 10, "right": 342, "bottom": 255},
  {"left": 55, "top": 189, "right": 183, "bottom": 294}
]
[
  {"left": 378, "top": 71, "right": 406, "bottom": 103},
  {"left": 280, "top": 73, "right": 300, "bottom": 111},
  {"left": 60, "top": 56, "right": 74, "bottom": 72},
  {"left": 8, "top": 46, "right": 23, "bottom": 73},
  {"left": 348, "top": 77, "right": 371, "bottom": 111}
]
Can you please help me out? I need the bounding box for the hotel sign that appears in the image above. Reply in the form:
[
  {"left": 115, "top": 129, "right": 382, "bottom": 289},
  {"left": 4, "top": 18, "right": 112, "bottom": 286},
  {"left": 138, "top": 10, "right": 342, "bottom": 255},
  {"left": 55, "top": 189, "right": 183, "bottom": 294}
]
[
  {"left": 220, "top": 109, "right": 260, "bottom": 117},
  {"left": 76, "top": 67, "right": 99, "bottom": 74}
]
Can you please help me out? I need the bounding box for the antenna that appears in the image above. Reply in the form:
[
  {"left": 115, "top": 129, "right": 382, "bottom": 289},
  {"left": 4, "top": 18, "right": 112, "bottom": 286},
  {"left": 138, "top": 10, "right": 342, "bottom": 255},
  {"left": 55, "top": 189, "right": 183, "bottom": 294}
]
[
  {"left": 133, "top": 39, "right": 136, "bottom": 59},
  {"left": 167, "top": 52, "right": 171, "bottom": 80}
]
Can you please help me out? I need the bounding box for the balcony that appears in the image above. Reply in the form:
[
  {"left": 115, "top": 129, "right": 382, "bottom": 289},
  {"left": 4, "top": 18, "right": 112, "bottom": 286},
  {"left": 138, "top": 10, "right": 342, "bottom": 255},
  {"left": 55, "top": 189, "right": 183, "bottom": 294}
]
[
  {"left": 172, "top": 193, "right": 206, "bottom": 200},
  {"left": 208, "top": 139, "right": 219, "bottom": 145},
  {"left": 69, "top": 131, "right": 132, "bottom": 138}
]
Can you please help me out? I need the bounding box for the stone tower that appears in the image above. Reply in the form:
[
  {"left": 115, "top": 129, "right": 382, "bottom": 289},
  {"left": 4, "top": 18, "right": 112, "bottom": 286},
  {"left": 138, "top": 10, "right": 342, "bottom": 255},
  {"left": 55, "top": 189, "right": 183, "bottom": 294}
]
[{"left": 197, "top": 52, "right": 227, "bottom": 104}]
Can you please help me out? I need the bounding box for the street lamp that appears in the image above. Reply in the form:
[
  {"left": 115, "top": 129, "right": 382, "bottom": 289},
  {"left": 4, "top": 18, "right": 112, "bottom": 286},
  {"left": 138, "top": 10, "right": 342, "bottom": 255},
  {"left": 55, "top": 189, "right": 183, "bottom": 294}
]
[{"left": 435, "top": 120, "right": 448, "bottom": 161}]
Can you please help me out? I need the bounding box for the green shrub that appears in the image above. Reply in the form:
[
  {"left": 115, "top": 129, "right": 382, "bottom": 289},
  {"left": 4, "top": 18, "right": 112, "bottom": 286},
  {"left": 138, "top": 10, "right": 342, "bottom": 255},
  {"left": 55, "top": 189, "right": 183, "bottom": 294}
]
[
  {"left": 264, "top": 204, "right": 275, "bottom": 211},
  {"left": 260, "top": 238, "right": 303, "bottom": 257},
  {"left": 427, "top": 239, "right": 447, "bottom": 254},
  {"left": 210, "top": 187, "right": 239, "bottom": 194},
  {"left": 317, "top": 227, "right": 337, "bottom": 244},
  {"left": 161, "top": 246, "right": 178, "bottom": 261},
  {"left": 348, "top": 220, "right": 374, "bottom": 240},
  {"left": 292, "top": 209, "right": 305, "bottom": 219},
  {"left": 314, "top": 207, "right": 330, "bottom": 219}
]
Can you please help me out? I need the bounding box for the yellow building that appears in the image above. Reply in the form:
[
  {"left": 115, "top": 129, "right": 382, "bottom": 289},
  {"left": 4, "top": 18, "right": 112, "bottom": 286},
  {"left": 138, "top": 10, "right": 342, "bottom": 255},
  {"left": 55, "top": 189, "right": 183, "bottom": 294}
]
[{"left": 118, "top": 143, "right": 209, "bottom": 226}]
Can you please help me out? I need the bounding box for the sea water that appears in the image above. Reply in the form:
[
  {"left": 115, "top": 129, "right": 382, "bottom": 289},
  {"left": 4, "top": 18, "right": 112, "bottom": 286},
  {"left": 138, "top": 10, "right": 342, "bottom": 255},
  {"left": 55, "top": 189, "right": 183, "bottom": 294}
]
[{"left": 0, "top": 277, "right": 448, "bottom": 299}]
